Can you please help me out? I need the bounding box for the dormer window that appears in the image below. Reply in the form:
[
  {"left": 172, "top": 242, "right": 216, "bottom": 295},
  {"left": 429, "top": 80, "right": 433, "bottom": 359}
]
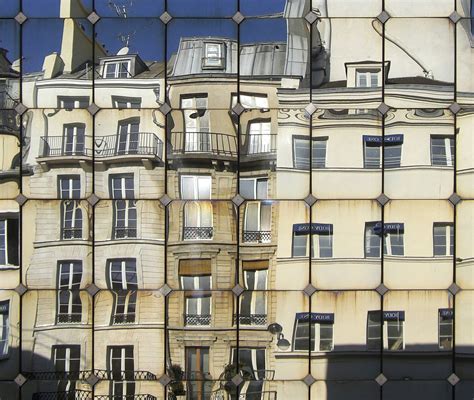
[
  {"left": 345, "top": 62, "right": 389, "bottom": 89},
  {"left": 104, "top": 60, "right": 131, "bottom": 79},
  {"left": 356, "top": 69, "right": 381, "bottom": 88},
  {"left": 202, "top": 42, "right": 225, "bottom": 69}
]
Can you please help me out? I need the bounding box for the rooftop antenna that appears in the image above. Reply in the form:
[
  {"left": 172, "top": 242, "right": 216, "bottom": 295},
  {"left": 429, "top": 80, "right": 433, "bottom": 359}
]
[{"left": 108, "top": 0, "right": 136, "bottom": 52}]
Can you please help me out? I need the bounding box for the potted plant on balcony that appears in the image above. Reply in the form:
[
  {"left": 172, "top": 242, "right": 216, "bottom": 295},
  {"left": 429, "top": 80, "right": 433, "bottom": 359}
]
[
  {"left": 167, "top": 364, "right": 186, "bottom": 400},
  {"left": 219, "top": 362, "right": 253, "bottom": 394}
]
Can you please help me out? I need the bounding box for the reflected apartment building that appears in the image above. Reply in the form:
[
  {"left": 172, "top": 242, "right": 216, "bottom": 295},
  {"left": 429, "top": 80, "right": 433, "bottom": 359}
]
[{"left": 0, "top": 0, "right": 473, "bottom": 399}]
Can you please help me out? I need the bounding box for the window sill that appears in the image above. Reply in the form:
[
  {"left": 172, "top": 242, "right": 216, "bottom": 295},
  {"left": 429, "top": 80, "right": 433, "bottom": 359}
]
[{"left": 0, "top": 265, "right": 20, "bottom": 270}]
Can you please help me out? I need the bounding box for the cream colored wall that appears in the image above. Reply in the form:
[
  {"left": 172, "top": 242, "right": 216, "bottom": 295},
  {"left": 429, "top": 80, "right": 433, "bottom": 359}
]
[
  {"left": 30, "top": 82, "right": 92, "bottom": 109},
  {"left": 457, "top": 112, "right": 474, "bottom": 198},
  {"left": 0, "top": 134, "right": 19, "bottom": 171},
  {"left": 0, "top": 200, "right": 19, "bottom": 288},
  {"left": 94, "top": 79, "right": 164, "bottom": 108},
  {"left": 0, "top": 290, "right": 20, "bottom": 379},
  {"left": 456, "top": 201, "right": 474, "bottom": 288}
]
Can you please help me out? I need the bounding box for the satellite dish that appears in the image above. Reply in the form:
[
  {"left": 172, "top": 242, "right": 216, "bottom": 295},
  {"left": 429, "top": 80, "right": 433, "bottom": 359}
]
[{"left": 117, "top": 46, "right": 130, "bottom": 55}]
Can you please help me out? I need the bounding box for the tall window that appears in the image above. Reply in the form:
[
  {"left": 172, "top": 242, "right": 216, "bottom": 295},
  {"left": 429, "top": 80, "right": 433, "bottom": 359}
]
[
  {"left": 384, "top": 135, "right": 404, "bottom": 168},
  {"left": 356, "top": 69, "right": 381, "bottom": 88},
  {"left": 293, "top": 136, "right": 328, "bottom": 169},
  {"left": 58, "top": 176, "right": 81, "bottom": 199},
  {"left": 367, "top": 311, "right": 381, "bottom": 350},
  {"left": 363, "top": 136, "right": 382, "bottom": 168},
  {"left": 104, "top": 60, "right": 131, "bottom": 78},
  {"left": 108, "top": 346, "right": 135, "bottom": 397},
  {"left": 53, "top": 345, "right": 81, "bottom": 394},
  {"left": 0, "top": 301, "right": 9, "bottom": 358},
  {"left": 232, "top": 348, "right": 267, "bottom": 395},
  {"left": 110, "top": 174, "right": 134, "bottom": 199},
  {"left": 232, "top": 93, "right": 269, "bottom": 109},
  {"left": 293, "top": 313, "right": 334, "bottom": 352},
  {"left": 383, "top": 311, "right": 405, "bottom": 351},
  {"left": 0, "top": 217, "right": 19, "bottom": 267},
  {"left": 182, "top": 176, "right": 213, "bottom": 240},
  {"left": 181, "top": 175, "right": 211, "bottom": 200},
  {"left": 431, "top": 136, "right": 455, "bottom": 166},
  {"left": 243, "top": 202, "right": 272, "bottom": 243},
  {"left": 180, "top": 260, "right": 212, "bottom": 326},
  {"left": 63, "top": 124, "right": 85, "bottom": 156},
  {"left": 186, "top": 347, "right": 212, "bottom": 399},
  {"left": 108, "top": 259, "right": 138, "bottom": 325},
  {"left": 202, "top": 42, "right": 224, "bottom": 68},
  {"left": 181, "top": 96, "right": 210, "bottom": 153},
  {"left": 57, "top": 261, "right": 82, "bottom": 323},
  {"left": 240, "top": 177, "right": 268, "bottom": 200},
  {"left": 113, "top": 200, "right": 137, "bottom": 239},
  {"left": 61, "top": 201, "right": 82, "bottom": 240},
  {"left": 292, "top": 224, "right": 333, "bottom": 258},
  {"left": 433, "top": 223, "right": 454, "bottom": 256},
  {"left": 240, "top": 261, "right": 268, "bottom": 326},
  {"left": 383, "top": 223, "right": 404, "bottom": 256},
  {"left": 117, "top": 119, "right": 140, "bottom": 155},
  {"left": 439, "top": 309, "right": 453, "bottom": 350},
  {"left": 247, "top": 121, "right": 271, "bottom": 154},
  {"left": 364, "top": 222, "right": 382, "bottom": 258}
]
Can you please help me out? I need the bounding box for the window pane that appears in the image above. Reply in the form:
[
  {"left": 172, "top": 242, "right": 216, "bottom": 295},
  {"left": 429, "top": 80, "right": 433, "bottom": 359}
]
[
  {"left": 240, "top": 179, "right": 255, "bottom": 199},
  {"left": 293, "top": 234, "right": 307, "bottom": 257},
  {"left": 384, "top": 145, "right": 402, "bottom": 168}
]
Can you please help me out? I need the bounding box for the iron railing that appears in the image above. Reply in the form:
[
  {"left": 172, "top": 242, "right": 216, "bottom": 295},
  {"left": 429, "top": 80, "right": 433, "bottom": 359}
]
[
  {"left": 32, "top": 390, "right": 92, "bottom": 400},
  {"left": 183, "top": 227, "right": 213, "bottom": 240},
  {"left": 94, "top": 395, "right": 156, "bottom": 400},
  {"left": 234, "top": 314, "right": 267, "bottom": 326},
  {"left": 26, "top": 371, "right": 92, "bottom": 381},
  {"left": 113, "top": 227, "right": 137, "bottom": 239},
  {"left": 210, "top": 390, "right": 277, "bottom": 400},
  {"left": 184, "top": 314, "right": 212, "bottom": 326},
  {"left": 62, "top": 228, "right": 82, "bottom": 240},
  {"left": 242, "top": 134, "right": 277, "bottom": 156},
  {"left": 57, "top": 313, "right": 82, "bottom": 324},
  {"left": 94, "top": 133, "right": 163, "bottom": 160},
  {"left": 112, "top": 313, "right": 136, "bottom": 324},
  {"left": 39, "top": 136, "right": 93, "bottom": 157},
  {"left": 168, "top": 132, "right": 237, "bottom": 158},
  {"left": 93, "top": 369, "right": 157, "bottom": 381},
  {"left": 242, "top": 231, "right": 272, "bottom": 243}
]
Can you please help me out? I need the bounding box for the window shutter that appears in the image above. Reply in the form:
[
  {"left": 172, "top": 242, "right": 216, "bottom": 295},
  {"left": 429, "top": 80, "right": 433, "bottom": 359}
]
[
  {"left": 242, "top": 260, "right": 269, "bottom": 271},
  {"left": 179, "top": 259, "right": 212, "bottom": 276}
]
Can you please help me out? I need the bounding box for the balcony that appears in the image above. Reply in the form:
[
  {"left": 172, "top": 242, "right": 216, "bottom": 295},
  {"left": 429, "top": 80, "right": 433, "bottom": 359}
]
[
  {"left": 210, "top": 390, "right": 277, "bottom": 400},
  {"left": 242, "top": 231, "right": 272, "bottom": 244},
  {"left": 32, "top": 390, "right": 92, "bottom": 400},
  {"left": 184, "top": 314, "right": 212, "bottom": 326},
  {"left": 26, "top": 371, "right": 92, "bottom": 380},
  {"left": 57, "top": 313, "right": 82, "bottom": 324},
  {"left": 112, "top": 313, "right": 136, "bottom": 324},
  {"left": 62, "top": 228, "right": 83, "bottom": 240},
  {"left": 168, "top": 131, "right": 237, "bottom": 163},
  {"left": 94, "top": 133, "right": 163, "bottom": 169},
  {"left": 234, "top": 313, "right": 267, "bottom": 326},
  {"left": 94, "top": 369, "right": 157, "bottom": 380},
  {"left": 240, "top": 134, "right": 277, "bottom": 166},
  {"left": 37, "top": 136, "right": 93, "bottom": 171},
  {"left": 113, "top": 227, "right": 137, "bottom": 239},
  {"left": 95, "top": 396, "right": 156, "bottom": 400},
  {"left": 183, "top": 226, "right": 213, "bottom": 240}
]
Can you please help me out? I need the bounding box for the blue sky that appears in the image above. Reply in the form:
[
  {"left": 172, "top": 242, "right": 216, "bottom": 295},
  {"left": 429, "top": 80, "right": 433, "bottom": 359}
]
[{"left": 3, "top": 0, "right": 288, "bottom": 72}]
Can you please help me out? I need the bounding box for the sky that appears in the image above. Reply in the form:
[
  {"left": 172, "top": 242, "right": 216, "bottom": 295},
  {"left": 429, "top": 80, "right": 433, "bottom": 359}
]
[{"left": 1, "top": 0, "right": 289, "bottom": 73}]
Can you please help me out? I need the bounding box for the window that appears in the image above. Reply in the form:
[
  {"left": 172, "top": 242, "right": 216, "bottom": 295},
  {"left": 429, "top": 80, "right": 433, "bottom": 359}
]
[
  {"left": 439, "top": 309, "right": 453, "bottom": 350},
  {"left": 356, "top": 69, "right": 381, "bottom": 88},
  {"left": 240, "top": 177, "right": 268, "bottom": 200},
  {"left": 240, "top": 261, "right": 268, "bottom": 326},
  {"left": 186, "top": 347, "right": 212, "bottom": 397},
  {"left": 364, "top": 222, "right": 381, "bottom": 258},
  {"left": 367, "top": 311, "right": 381, "bottom": 350},
  {"left": 247, "top": 121, "right": 272, "bottom": 154},
  {"left": 243, "top": 202, "right": 272, "bottom": 243},
  {"left": 384, "top": 135, "right": 403, "bottom": 168},
  {"left": 58, "top": 96, "right": 89, "bottom": 110},
  {"left": 292, "top": 224, "right": 333, "bottom": 258},
  {"left": 58, "top": 176, "right": 81, "bottom": 199},
  {"left": 180, "top": 260, "right": 212, "bottom": 326},
  {"left": 112, "top": 96, "right": 142, "bottom": 109},
  {"left": 0, "top": 217, "right": 19, "bottom": 267},
  {"left": 363, "top": 135, "right": 403, "bottom": 168},
  {"left": 110, "top": 174, "right": 134, "bottom": 199},
  {"left": 63, "top": 124, "right": 85, "bottom": 156},
  {"left": 108, "top": 346, "right": 135, "bottom": 397},
  {"left": 383, "top": 223, "right": 404, "bottom": 256},
  {"left": 232, "top": 348, "right": 266, "bottom": 392},
  {"left": 181, "top": 175, "right": 211, "bottom": 200},
  {"left": 202, "top": 42, "right": 225, "bottom": 69},
  {"left": 293, "top": 313, "right": 334, "bottom": 352},
  {"left": 57, "top": 261, "right": 82, "bottom": 323},
  {"left": 113, "top": 200, "right": 137, "bottom": 239},
  {"left": 53, "top": 345, "right": 81, "bottom": 395},
  {"left": 431, "top": 136, "right": 455, "bottom": 166},
  {"left": 117, "top": 119, "right": 140, "bottom": 155},
  {"left": 61, "top": 201, "right": 82, "bottom": 240},
  {"left": 109, "top": 259, "right": 137, "bottom": 325},
  {"left": 232, "top": 93, "right": 269, "bottom": 109},
  {"left": 184, "top": 202, "right": 213, "bottom": 240},
  {"left": 181, "top": 96, "right": 210, "bottom": 153},
  {"left": 0, "top": 301, "right": 9, "bottom": 358},
  {"left": 363, "top": 136, "right": 381, "bottom": 168},
  {"left": 104, "top": 60, "right": 131, "bottom": 79},
  {"left": 433, "top": 223, "right": 454, "bottom": 256},
  {"left": 293, "top": 137, "right": 328, "bottom": 169},
  {"left": 383, "top": 311, "right": 404, "bottom": 351}
]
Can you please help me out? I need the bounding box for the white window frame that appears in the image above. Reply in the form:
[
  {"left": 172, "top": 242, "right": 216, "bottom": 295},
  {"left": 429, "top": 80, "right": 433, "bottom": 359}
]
[
  {"left": 383, "top": 231, "right": 404, "bottom": 256},
  {"left": 59, "top": 176, "right": 81, "bottom": 199},
  {"left": 111, "top": 175, "right": 134, "bottom": 199},
  {"left": 384, "top": 319, "right": 405, "bottom": 350},
  {"left": 0, "top": 301, "right": 10, "bottom": 358},
  {"left": 243, "top": 202, "right": 272, "bottom": 243},
  {"left": 232, "top": 94, "right": 269, "bottom": 109},
  {"left": 181, "top": 275, "right": 212, "bottom": 325},
  {"left": 356, "top": 69, "right": 381, "bottom": 88},
  {"left": 62, "top": 200, "right": 82, "bottom": 240},
  {"left": 292, "top": 232, "right": 333, "bottom": 258},
  {"left": 239, "top": 177, "right": 268, "bottom": 200},
  {"left": 431, "top": 136, "right": 455, "bottom": 167},
  {"left": 63, "top": 124, "right": 85, "bottom": 155},
  {"left": 109, "top": 346, "right": 134, "bottom": 396},
  {"left": 114, "top": 200, "right": 137, "bottom": 239},
  {"left": 293, "top": 137, "right": 328, "bottom": 169},
  {"left": 0, "top": 220, "right": 8, "bottom": 266},
  {"left": 248, "top": 121, "right": 272, "bottom": 154},
  {"left": 202, "top": 42, "right": 224, "bottom": 69},
  {"left": 367, "top": 311, "right": 381, "bottom": 350},
  {"left": 117, "top": 119, "right": 140, "bottom": 154},
  {"left": 293, "top": 319, "right": 334, "bottom": 352},
  {"left": 438, "top": 311, "right": 453, "bottom": 350},
  {"left": 180, "top": 175, "right": 212, "bottom": 200},
  {"left": 109, "top": 259, "right": 137, "bottom": 290},
  {"left": 433, "top": 223, "right": 454, "bottom": 257},
  {"left": 113, "top": 291, "right": 137, "bottom": 324},
  {"left": 104, "top": 60, "right": 132, "bottom": 79},
  {"left": 113, "top": 97, "right": 142, "bottom": 109},
  {"left": 364, "top": 141, "right": 382, "bottom": 169},
  {"left": 240, "top": 269, "right": 267, "bottom": 324},
  {"left": 57, "top": 261, "right": 82, "bottom": 322}
]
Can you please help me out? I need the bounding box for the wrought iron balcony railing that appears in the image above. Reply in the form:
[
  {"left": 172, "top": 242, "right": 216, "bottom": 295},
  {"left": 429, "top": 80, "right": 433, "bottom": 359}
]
[
  {"left": 112, "top": 313, "right": 136, "bottom": 324},
  {"left": 26, "top": 371, "right": 92, "bottom": 381},
  {"left": 39, "top": 136, "right": 93, "bottom": 158},
  {"left": 95, "top": 133, "right": 163, "bottom": 160},
  {"left": 234, "top": 313, "right": 267, "bottom": 326},
  {"left": 168, "top": 131, "right": 237, "bottom": 159},
  {"left": 95, "top": 395, "right": 157, "bottom": 400},
  {"left": 32, "top": 390, "right": 92, "bottom": 400},
  {"left": 210, "top": 390, "right": 277, "bottom": 400},
  {"left": 113, "top": 227, "right": 137, "bottom": 239},
  {"left": 93, "top": 369, "right": 157, "bottom": 381},
  {"left": 183, "top": 226, "right": 213, "bottom": 240},
  {"left": 57, "top": 313, "right": 82, "bottom": 324},
  {"left": 242, "top": 231, "right": 272, "bottom": 243},
  {"left": 62, "top": 228, "right": 83, "bottom": 240},
  {"left": 184, "top": 314, "right": 212, "bottom": 326},
  {"left": 242, "top": 134, "right": 277, "bottom": 156}
]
